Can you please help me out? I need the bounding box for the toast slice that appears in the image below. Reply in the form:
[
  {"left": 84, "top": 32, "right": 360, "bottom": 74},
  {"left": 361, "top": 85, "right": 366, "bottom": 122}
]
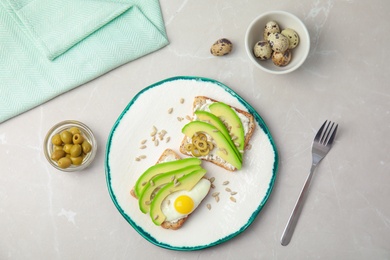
[
  {"left": 180, "top": 96, "right": 255, "bottom": 171},
  {"left": 131, "top": 148, "right": 211, "bottom": 230}
]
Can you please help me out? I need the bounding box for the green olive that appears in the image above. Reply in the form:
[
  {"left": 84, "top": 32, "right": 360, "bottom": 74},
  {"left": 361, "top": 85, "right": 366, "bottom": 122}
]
[
  {"left": 57, "top": 157, "right": 72, "bottom": 169},
  {"left": 70, "top": 156, "right": 83, "bottom": 165},
  {"left": 53, "top": 145, "right": 63, "bottom": 151},
  {"left": 60, "top": 130, "right": 73, "bottom": 144},
  {"left": 72, "top": 133, "right": 84, "bottom": 144},
  {"left": 70, "top": 144, "right": 82, "bottom": 157},
  {"left": 82, "top": 140, "right": 92, "bottom": 154},
  {"left": 51, "top": 150, "right": 65, "bottom": 161},
  {"left": 69, "top": 127, "right": 81, "bottom": 135},
  {"left": 51, "top": 134, "right": 62, "bottom": 146},
  {"left": 63, "top": 144, "right": 73, "bottom": 154}
]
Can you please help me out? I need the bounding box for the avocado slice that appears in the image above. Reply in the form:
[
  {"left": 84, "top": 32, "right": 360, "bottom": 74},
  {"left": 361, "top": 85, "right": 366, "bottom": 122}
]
[
  {"left": 134, "top": 158, "right": 201, "bottom": 198},
  {"left": 138, "top": 164, "right": 203, "bottom": 213},
  {"left": 209, "top": 102, "right": 245, "bottom": 155},
  {"left": 182, "top": 121, "right": 242, "bottom": 170},
  {"left": 195, "top": 110, "right": 242, "bottom": 161},
  {"left": 149, "top": 168, "right": 207, "bottom": 226}
]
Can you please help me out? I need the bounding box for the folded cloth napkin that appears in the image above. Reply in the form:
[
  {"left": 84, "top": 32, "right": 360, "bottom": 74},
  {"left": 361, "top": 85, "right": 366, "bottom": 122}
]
[{"left": 0, "top": 0, "right": 169, "bottom": 123}]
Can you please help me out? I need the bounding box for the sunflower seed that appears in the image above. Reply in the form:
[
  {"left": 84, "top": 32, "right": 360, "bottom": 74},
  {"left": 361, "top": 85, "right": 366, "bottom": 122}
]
[{"left": 150, "top": 126, "right": 157, "bottom": 136}]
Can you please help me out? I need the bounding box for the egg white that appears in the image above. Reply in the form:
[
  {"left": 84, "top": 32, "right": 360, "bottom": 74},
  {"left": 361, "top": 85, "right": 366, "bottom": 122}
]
[{"left": 161, "top": 178, "right": 211, "bottom": 223}]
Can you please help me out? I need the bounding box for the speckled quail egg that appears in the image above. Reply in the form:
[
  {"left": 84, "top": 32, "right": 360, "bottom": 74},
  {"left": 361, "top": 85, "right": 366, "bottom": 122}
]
[
  {"left": 268, "top": 33, "right": 289, "bottom": 53},
  {"left": 210, "top": 38, "right": 233, "bottom": 56},
  {"left": 263, "top": 21, "right": 280, "bottom": 40},
  {"left": 281, "top": 28, "right": 299, "bottom": 49},
  {"left": 272, "top": 49, "right": 292, "bottom": 67},
  {"left": 253, "top": 41, "right": 272, "bottom": 60}
]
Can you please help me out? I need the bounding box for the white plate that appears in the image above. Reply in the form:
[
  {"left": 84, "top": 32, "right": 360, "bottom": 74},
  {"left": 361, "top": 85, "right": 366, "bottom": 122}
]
[{"left": 105, "top": 76, "right": 278, "bottom": 250}]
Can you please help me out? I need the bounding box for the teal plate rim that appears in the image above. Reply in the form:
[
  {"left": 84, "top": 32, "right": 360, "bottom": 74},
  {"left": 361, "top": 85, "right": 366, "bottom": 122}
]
[{"left": 105, "top": 76, "right": 279, "bottom": 251}]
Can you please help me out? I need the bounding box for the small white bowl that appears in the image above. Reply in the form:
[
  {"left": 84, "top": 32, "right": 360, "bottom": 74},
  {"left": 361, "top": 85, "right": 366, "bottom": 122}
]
[{"left": 245, "top": 11, "right": 310, "bottom": 74}]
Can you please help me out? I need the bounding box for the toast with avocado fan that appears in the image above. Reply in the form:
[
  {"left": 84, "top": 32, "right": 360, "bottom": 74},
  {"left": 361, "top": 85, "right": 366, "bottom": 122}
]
[
  {"left": 130, "top": 149, "right": 211, "bottom": 230},
  {"left": 180, "top": 96, "right": 255, "bottom": 171}
]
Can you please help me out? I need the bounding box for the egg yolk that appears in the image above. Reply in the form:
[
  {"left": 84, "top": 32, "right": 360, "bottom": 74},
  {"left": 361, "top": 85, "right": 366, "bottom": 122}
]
[{"left": 174, "top": 195, "right": 194, "bottom": 214}]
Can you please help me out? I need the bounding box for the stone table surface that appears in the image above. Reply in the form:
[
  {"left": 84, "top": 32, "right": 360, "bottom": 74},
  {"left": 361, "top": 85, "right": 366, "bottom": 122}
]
[{"left": 1, "top": 0, "right": 389, "bottom": 259}]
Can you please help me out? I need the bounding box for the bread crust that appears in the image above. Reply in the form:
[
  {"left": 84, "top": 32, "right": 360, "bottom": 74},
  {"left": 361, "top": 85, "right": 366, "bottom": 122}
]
[
  {"left": 180, "top": 96, "right": 255, "bottom": 171},
  {"left": 131, "top": 148, "right": 210, "bottom": 230}
]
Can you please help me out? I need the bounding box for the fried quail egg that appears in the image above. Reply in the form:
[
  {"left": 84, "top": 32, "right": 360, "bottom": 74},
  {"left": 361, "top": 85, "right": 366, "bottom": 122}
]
[{"left": 161, "top": 178, "right": 211, "bottom": 222}]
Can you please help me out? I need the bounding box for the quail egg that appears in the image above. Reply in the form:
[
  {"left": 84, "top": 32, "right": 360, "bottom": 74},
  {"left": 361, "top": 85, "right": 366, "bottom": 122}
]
[
  {"left": 210, "top": 38, "right": 233, "bottom": 56},
  {"left": 268, "top": 33, "right": 289, "bottom": 53},
  {"left": 263, "top": 21, "right": 280, "bottom": 40},
  {"left": 281, "top": 28, "right": 299, "bottom": 49},
  {"left": 272, "top": 49, "right": 292, "bottom": 67},
  {"left": 253, "top": 41, "right": 272, "bottom": 60}
]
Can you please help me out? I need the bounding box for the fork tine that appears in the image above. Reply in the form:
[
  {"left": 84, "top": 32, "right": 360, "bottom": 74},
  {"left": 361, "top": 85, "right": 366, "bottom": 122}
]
[
  {"left": 314, "top": 120, "right": 327, "bottom": 142},
  {"left": 327, "top": 123, "right": 338, "bottom": 146},
  {"left": 321, "top": 121, "right": 334, "bottom": 144}
]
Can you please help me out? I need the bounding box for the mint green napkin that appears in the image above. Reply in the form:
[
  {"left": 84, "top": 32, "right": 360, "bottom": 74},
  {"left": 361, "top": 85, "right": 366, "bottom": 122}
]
[{"left": 0, "top": 0, "right": 169, "bottom": 123}]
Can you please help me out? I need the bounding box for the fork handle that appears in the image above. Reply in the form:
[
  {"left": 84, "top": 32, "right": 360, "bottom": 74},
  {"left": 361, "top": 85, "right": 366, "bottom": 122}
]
[{"left": 280, "top": 164, "right": 317, "bottom": 246}]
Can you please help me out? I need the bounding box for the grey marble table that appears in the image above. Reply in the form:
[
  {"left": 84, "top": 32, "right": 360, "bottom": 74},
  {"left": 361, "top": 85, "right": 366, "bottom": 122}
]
[{"left": 1, "top": 0, "right": 389, "bottom": 259}]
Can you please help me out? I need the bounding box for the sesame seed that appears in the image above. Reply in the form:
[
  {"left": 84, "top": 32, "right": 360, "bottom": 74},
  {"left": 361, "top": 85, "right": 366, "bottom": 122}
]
[
  {"left": 230, "top": 197, "right": 236, "bottom": 203},
  {"left": 223, "top": 181, "right": 230, "bottom": 185},
  {"left": 206, "top": 203, "right": 211, "bottom": 210},
  {"left": 139, "top": 145, "right": 147, "bottom": 149},
  {"left": 168, "top": 107, "right": 173, "bottom": 114}
]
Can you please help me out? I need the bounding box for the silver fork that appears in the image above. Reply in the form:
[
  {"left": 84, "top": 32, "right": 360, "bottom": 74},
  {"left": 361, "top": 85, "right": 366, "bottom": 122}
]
[{"left": 280, "top": 120, "right": 338, "bottom": 246}]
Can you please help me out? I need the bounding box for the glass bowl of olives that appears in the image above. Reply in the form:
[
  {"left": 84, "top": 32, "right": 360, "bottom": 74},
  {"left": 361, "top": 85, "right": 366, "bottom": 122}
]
[{"left": 44, "top": 120, "right": 97, "bottom": 172}]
